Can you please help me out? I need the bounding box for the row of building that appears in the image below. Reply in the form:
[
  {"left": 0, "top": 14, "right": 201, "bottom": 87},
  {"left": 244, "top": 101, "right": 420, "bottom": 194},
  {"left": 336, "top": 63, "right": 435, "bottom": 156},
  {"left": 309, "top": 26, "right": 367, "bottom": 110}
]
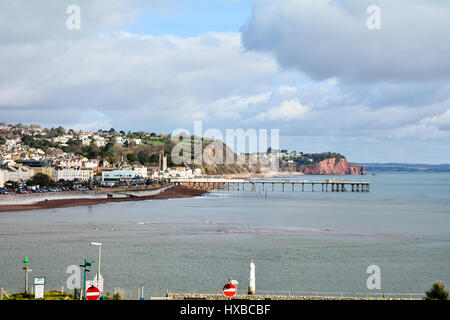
[{"left": 0, "top": 161, "right": 203, "bottom": 188}]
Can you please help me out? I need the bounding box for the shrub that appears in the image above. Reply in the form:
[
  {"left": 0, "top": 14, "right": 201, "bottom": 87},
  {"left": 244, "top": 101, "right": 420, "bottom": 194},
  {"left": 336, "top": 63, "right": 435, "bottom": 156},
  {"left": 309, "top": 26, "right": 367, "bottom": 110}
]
[{"left": 425, "top": 282, "right": 449, "bottom": 300}]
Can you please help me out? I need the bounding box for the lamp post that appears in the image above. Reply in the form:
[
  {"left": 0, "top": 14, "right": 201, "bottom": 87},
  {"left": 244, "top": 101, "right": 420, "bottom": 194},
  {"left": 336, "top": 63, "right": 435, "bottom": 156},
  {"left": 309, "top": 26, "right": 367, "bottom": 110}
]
[
  {"left": 23, "top": 257, "right": 32, "bottom": 295},
  {"left": 90, "top": 242, "right": 103, "bottom": 292}
]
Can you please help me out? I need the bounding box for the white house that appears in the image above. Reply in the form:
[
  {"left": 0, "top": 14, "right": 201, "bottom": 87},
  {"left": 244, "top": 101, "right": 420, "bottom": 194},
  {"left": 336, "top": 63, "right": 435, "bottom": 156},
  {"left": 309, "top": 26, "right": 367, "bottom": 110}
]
[
  {"left": 0, "top": 169, "right": 5, "bottom": 188},
  {"left": 53, "top": 168, "right": 94, "bottom": 181}
]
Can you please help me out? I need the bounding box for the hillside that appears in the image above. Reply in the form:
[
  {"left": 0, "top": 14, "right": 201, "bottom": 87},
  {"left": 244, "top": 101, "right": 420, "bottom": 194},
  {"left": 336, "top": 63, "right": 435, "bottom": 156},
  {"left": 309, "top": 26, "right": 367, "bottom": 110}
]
[{"left": 1, "top": 123, "right": 365, "bottom": 175}]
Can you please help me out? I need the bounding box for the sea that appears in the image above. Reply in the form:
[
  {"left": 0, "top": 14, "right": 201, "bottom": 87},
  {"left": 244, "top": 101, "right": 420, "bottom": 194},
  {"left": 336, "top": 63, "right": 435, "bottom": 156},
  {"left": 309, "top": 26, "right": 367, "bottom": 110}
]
[{"left": 0, "top": 173, "right": 449, "bottom": 298}]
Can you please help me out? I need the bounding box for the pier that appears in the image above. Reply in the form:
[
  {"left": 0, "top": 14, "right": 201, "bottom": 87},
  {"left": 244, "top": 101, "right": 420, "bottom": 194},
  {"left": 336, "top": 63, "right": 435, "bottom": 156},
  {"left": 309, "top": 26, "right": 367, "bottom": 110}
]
[{"left": 169, "top": 178, "right": 370, "bottom": 192}]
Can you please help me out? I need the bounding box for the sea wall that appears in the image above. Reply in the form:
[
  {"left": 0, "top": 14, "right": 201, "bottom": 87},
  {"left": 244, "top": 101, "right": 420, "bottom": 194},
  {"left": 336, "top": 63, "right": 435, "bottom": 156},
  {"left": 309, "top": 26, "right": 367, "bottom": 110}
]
[{"left": 0, "top": 185, "right": 173, "bottom": 205}]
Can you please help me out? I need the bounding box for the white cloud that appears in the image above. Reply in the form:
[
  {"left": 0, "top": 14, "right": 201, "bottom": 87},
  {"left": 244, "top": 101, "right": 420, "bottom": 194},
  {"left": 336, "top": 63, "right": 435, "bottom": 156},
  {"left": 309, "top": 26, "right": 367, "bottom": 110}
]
[
  {"left": 422, "top": 109, "right": 450, "bottom": 129},
  {"left": 0, "top": 30, "right": 279, "bottom": 130},
  {"left": 278, "top": 86, "right": 297, "bottom": 94},
  {"left": 209, "top": 92, "right": 272, "bottom": 120},
  {"left": 255, "top": 99, "right": 309, "bottom": 122},
  {"left": 388, "top": 123, "right": 449, "bottom": 140}
]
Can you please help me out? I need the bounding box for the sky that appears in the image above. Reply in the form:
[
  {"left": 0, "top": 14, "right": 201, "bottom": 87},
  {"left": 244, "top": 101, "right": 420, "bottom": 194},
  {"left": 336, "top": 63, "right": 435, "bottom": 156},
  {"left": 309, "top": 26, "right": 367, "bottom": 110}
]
[{"left": 0, "top": 0, "right": 450, "bottom": 163}]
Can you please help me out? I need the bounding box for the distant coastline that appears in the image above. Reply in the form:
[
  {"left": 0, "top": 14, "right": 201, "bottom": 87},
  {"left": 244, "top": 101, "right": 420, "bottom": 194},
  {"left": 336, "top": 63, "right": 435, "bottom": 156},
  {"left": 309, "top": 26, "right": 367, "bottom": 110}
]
[{"left": 358, "top": 163, "right": 450, "bottom": 173}]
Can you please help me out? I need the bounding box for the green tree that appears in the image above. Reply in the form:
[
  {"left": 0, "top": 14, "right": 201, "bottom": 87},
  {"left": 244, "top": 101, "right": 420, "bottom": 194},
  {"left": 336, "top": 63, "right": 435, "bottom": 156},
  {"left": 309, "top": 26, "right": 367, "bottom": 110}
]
[
  {"left": 127, "top": 153, "right": 138, "bottom": 164},
  {"left": 83, "top": 145, "right": 101, "bottom": 159},
  {"left": 425, "top": 282, "right": 449, "bottom": 300},
  {"left": 28, "top": 173, "right": 53, "bottom": 187},
  {"left": 138, "top": 150, "right": 150, "bottom": 165}
]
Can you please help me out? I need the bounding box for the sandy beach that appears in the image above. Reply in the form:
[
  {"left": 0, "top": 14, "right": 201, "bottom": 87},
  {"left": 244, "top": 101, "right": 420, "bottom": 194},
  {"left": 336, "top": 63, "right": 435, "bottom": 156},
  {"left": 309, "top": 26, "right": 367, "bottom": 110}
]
[{"left": 0, "top": 186, "right": 208, "bottom": 213}]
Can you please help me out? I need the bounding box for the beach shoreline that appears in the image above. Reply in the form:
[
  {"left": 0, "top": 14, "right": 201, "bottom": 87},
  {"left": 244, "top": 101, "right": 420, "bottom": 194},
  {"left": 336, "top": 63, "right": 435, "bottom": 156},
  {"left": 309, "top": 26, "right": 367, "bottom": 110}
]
[
  {"left": 221, "top": 171, "right": 305, "bottom": 179},
  {"left": 0, "top": 186, "right": 208, "bottom": 213}
]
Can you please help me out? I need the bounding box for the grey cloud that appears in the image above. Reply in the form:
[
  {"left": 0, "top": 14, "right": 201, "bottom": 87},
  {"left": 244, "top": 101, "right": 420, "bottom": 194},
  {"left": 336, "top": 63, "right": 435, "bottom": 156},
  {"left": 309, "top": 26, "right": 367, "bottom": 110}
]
[
  {"left": 241, "top": 0, "right": 450, "bottom": 83},
  {"left": 0, "top": 0, "right": 140, "bottom": 44}
]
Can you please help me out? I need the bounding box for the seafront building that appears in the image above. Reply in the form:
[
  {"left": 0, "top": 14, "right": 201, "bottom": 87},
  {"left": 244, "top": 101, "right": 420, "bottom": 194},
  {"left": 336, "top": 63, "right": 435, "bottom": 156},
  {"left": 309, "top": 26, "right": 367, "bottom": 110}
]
[
  {"left": 101, "top": 169, "right": 144, "bottom": 182},
  {"left": 53, "top": 167, "right": 94, "bottom": 182},
  {"left": 0, "top": 169, "right": 5, "bottom": 188},
  {"left": 2, "top": 165, "right": 34, "bottom": 183}
]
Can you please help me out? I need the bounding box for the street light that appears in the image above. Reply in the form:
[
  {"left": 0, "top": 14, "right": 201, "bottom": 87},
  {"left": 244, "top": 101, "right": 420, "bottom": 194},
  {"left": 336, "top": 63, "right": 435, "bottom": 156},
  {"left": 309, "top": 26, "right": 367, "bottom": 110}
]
[
  {"left": 23, "top": 257, "right": 32, "bottom": 295},
  {"left": 90, "top": 242, "right": 103, "bottom": 292}
]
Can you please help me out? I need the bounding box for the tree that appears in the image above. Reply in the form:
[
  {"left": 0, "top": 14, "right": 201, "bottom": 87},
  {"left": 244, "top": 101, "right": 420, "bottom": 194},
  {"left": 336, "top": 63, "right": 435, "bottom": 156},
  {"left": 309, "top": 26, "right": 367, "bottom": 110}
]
[
  {"left": 28, "top": 173, "right": 53, "bottom": 187},
  {"left": 127, "top": 153, "right": 138, "bottom": 164},
  {"left": 83, "top": 145, "right": 101, "bottom": 159},
  {"left": 138, "top": 150, "right": 150, "bottom": 165},
  {"left": 425, "top": 282, "right": 449, "bottom": 300}
]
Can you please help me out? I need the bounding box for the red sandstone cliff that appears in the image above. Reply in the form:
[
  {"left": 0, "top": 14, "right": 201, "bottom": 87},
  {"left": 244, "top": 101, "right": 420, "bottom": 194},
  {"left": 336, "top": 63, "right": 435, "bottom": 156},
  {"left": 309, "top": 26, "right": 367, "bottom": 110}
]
[{"left": 297, "top": 158, "right": 365, "bottom": 175}]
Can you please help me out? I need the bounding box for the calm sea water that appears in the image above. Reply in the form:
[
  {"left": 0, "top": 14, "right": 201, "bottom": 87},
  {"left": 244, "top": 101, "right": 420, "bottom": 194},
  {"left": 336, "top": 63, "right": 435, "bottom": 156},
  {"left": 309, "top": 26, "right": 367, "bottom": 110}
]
[{"left": 0, "top": 173, "right": 449, "bottom": 298}]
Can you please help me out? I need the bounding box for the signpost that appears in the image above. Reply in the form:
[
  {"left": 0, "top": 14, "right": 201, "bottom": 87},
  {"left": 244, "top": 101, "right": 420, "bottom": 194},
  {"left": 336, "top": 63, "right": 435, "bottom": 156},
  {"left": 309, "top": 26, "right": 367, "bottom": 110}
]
[
  {"left": 223, "top": 283, "right": 237, "bottom": 297},
  {"left": 34, "top": 277, "right": 45, "bottom": 299},
  {"left": 85, "top": 285, "right": 101, "bottom": 300},
  {"left": 86, "top": 278, "right": 103, "bottom": 293},
  {"left": 80, "top": 259, "right": 94, "bottom": 300}
]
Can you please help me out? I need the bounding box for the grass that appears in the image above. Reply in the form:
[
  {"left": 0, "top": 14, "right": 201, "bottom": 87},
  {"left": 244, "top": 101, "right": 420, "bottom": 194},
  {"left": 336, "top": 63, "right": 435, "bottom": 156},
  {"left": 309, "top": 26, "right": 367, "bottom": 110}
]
[
  {"left": 3, "top": 290, "right": 123, "bottom": 300},
  {"left": 6, "top": 290, "right": 75, "bottom": 300},
  {"left": 143, "top": 139, "right": 167, "bottom": 146}
]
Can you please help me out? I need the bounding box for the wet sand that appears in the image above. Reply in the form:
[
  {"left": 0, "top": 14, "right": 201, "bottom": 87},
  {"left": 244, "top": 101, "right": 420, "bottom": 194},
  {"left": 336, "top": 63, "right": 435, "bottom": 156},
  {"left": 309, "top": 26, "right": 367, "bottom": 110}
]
[{"left": 0, "top": 186, "right": 208, "bottom": 213}]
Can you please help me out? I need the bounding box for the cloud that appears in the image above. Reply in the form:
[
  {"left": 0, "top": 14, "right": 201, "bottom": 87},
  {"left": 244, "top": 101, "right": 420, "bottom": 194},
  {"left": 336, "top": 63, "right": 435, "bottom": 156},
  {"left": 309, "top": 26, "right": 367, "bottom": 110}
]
[
  {"left": 241, "top": 0, "right": 450, "bottom": 83},
  {"left": 0, "top": 0, "right": 142, "bottom": 44},
  {"left": 208, "top": 92, "right": 272, "bottom": 120},
  {"left": 1, "top": 0, "right": 450, "bottom": 162},
  {"left": 0, "top": 30, "right": 279, "bottom": 131},
  {"left": 255, "top": 99, "right": 309, "bottom": 122},
  {"left": 422, "top": 109, "right": 450, "bottom": 130},
  {"left": 278, "top": 86, "right": 297, "bottom": 94}
]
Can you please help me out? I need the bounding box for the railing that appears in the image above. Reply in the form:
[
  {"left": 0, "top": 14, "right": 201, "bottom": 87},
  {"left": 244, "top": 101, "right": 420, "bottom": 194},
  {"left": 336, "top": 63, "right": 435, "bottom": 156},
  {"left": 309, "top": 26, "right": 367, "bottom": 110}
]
[
  {"left": 163, "top": 289, "right": 424, "bottom": 300},
  {"left": 255, "top": 290, "right": 424, "bottom": 300}
]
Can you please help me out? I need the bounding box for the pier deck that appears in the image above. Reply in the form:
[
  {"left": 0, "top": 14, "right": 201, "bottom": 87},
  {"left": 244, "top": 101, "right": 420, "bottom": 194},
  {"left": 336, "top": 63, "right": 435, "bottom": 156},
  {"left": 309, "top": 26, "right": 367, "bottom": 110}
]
[{"left": 169, "top": 178, "right": 370, "bottom": 192}]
